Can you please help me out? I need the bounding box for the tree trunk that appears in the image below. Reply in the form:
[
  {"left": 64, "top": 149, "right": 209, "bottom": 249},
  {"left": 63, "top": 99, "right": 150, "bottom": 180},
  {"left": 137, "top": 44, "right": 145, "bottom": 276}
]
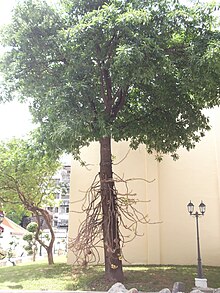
[
  {"left": 46, "top": 246, "right": 54, "bottom": 265},
  {"left": 34, "top": 209, "right": 55, "bottom": 265},
  {"left": 33, "top": 244, "right": 37, "bottom": 262},
  {"left": 99, "top": 136, "right": 124, "bottom": 282}
]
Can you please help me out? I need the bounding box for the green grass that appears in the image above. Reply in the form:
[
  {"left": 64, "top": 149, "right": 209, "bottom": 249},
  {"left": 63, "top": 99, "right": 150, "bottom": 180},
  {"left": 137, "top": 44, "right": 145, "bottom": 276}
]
[
  {"left": 72, "top": 265, "right": 220, "bottom": 292},
  {"left": 0, "top": 256, "right": 74, "bottom": 291},
  {"left": 0, "top": 257, "right": 220, "bottom": 291}
]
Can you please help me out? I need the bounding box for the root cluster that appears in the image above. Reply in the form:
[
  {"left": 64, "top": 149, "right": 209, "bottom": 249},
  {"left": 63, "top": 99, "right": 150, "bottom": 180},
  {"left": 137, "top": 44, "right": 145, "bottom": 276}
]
[{"left": 68, "top": 173, "right": 152, "bottom": 266}]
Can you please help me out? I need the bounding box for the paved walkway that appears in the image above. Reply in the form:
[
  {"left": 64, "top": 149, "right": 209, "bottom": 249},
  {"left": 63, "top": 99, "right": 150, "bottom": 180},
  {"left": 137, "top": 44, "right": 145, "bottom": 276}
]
[
  {"left": 0, "top": 291, "right": 107, "bottom": 293},
  {"left": 0, "top": 291, "right": 105, "bottom": 293},
  {"left": 0, "top": 291, "right": 160, "bottom": 293}
]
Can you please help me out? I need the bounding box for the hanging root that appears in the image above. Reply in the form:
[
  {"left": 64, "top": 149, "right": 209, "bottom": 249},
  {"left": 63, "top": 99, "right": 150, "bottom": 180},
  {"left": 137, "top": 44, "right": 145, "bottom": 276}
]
[{"left": 68, "top": 173, "right": 153, "bottom": 266}]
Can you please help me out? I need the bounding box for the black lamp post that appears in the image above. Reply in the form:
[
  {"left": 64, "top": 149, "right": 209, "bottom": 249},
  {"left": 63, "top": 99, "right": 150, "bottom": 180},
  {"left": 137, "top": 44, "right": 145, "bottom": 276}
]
[{"left": 187, "top": 200, "right": 206, "bottom": 279}]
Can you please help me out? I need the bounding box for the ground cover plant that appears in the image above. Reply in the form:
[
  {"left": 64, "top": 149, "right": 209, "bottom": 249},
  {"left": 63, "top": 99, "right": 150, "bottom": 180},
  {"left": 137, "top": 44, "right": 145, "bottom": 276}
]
[{"left": 0, "top": 258, "right": 220, "bottom": 291}]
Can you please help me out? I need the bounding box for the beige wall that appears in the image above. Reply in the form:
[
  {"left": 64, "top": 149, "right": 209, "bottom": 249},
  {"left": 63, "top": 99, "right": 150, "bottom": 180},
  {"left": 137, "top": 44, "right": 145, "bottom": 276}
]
[{"left": 68, "top": 107, "right": 220, "bottom": 266}]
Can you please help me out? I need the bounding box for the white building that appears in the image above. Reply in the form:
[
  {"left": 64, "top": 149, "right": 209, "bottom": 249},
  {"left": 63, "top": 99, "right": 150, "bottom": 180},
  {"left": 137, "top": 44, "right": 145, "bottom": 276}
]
[
  {"left": 0, "top": 217, "right": 27, "bottom": 262},
  {"left": 46, "top": 164, "right": 71, "bottom": 254},
  {"left": 49, "top": 165, "right": 71, "bottom": 230}
]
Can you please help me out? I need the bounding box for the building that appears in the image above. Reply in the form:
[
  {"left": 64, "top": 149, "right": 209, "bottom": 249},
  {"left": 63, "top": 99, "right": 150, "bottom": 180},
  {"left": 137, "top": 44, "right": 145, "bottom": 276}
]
[
  {"left": 67, "top": 107, "right": 220, "bottom": 266},
  {"left": 46, "top": 164, "right": 71, "bottom": 254},
  {"left": 0, "top": 217, "right": 27, "bottom": 260},
  {"left": 21, "top": 164, "right": 71, "bottom": 255},
  {"left": 49, "top": 164, "right": 71, "bottom": 230}
]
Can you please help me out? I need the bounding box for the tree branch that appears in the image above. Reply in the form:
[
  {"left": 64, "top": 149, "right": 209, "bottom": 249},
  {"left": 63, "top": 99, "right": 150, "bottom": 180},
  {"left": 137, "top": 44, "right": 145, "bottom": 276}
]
[{"left": 111, "top": 86, "right": 129, "bottom": 119}]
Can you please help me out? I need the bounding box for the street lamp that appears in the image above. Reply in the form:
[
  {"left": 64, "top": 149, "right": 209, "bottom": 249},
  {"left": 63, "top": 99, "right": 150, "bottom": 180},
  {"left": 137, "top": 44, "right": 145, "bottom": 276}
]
[{"left": 187, "top": 200, "right": 207, "bottom": 288}]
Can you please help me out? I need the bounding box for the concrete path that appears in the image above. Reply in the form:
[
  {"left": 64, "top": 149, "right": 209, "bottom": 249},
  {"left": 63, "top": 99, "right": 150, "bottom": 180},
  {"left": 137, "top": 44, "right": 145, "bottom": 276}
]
[
  {"left": 0, "top": 291, "right": 106, "bottom": 293},
  {"left": 0, "top": 291, "right": 107, "bottom": 293}
]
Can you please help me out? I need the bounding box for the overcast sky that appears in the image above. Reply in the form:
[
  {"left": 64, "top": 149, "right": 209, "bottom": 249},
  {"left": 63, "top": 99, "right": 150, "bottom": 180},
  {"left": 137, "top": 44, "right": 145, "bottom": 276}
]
[{"left": 0, "top": 0, "right": 35, "bottom": 140}]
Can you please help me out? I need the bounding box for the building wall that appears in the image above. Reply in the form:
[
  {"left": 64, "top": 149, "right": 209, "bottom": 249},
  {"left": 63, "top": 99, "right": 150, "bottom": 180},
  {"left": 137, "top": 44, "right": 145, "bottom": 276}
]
[
  {"left": 68, "top": 107, "right": 220, "bottom": 266},
  {"left": 47, "top": 165, "right": 71, "bottom": 230}
]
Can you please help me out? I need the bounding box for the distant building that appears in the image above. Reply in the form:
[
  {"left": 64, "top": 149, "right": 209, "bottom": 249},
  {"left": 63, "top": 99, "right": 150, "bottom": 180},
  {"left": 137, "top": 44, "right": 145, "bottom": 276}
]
[
  {"left": 22, "top": 164, "right": 71, "bottom": 232},
  {"left": 0, "top": 217, "right": 27, "bottom": 258},
  {"left": 20, "top": 164, "right": 71, "bottom": 255},
  {"left": 48, "top": 165, "right": 71, "bottom": 231},
  {"left": 46, "top": 164, "right": 71, "bottom": 254}
]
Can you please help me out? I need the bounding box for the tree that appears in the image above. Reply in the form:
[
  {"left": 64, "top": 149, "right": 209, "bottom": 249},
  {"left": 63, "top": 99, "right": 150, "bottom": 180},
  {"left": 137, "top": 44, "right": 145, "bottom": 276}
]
[
  {"left": 0, "top": 236, "right": 19, "bottom": 265},
  {"left": 23, "top": 222, "right": 38, "bottom": 262},
  {"left": 0, "top": 0, "right": 220, "bottom": 281},
  {"left": 0, "top": 138, "right": 61, "bottom": 265},
  {"left": 4, "top": 204, "right": 29, "bottom": 225},
  {"left": 7, "top": 236, "right": 19, "bottom": 266}
]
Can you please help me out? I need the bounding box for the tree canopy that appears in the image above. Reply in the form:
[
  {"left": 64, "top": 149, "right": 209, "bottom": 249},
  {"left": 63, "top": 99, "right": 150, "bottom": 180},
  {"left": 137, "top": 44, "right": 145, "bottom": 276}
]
[
  {"left": 1, "top": 0, "right": 219, "bottom": 158},
  {"left": 3, "top": 205, "right": 28, "bottom": 225},
  {"left": 0, "top": 138, "right": 59, "bottom": 207}
]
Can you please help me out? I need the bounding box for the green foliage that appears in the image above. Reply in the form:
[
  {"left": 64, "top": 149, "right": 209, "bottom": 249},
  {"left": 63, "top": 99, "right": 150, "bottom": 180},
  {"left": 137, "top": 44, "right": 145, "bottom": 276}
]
[
  {"left": 23, "top": 233, "right": 34, "bottom": 242},
  {"left": 0, "top": 237, "right": 18, "bottom": 262},
  {"left": 26, "top": 222, "right": 38, "bottom": 233},
  {"left": 23, "top": 228, "right": 38, "bottom": 258},
  {"left": 0, "top": 248, "right": 6, "bottom": 260},
  {"left": 61, "top": 0, "right": 111, "bottom": 16},
  {"left": 23, "top": 244, "right": 34, "bottom": 256},
  {"left": 4, "top": 205, "right": 29, "bottom": 225},
  {"left": 44, "top": 233, "right": 50, "bottom": 241},
  {"left": 1, "top": 0, "right": 220, "bottom": 157},
  {"left": 0, "top": 137, "right": 61, "bottom": 210},
  {"left": 0, "top": 137, "right": 60, "bottom": 264},
  {"left": 7, "top": 236, "right": 18, "bottom": 260}
]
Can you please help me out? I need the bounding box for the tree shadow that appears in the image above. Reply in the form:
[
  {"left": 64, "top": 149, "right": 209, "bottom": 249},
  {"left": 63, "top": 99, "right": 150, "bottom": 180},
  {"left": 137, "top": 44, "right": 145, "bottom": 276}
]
[{"left": 8, "top": 285, "right": 23, "bottom": 289}]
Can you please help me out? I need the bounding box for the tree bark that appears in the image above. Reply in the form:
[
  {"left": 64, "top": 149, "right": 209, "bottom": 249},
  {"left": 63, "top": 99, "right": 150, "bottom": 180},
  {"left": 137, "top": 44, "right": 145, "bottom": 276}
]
[
  {"left": 34, "top": 209, "right": 55, "bottom": 265},
  {"left": 33, "top": 244, "right": 37, "bottom": 262},
  {"left": 99, "top": 136, "right": 124, "bottom": 282},
  {"left": 46, "top": 246, "right": 54, "bottom": 265}
]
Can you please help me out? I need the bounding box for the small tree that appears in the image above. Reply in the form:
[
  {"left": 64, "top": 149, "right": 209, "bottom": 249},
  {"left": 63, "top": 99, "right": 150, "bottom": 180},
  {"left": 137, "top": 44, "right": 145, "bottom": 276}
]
[
  {"left": 23, "top": 222, "right": 38, "bottom": 262},
  {"left": 0, "top": 138, "right": 61, "bottom": 265},
  {"left": 0, "top": 248, "right": 6, "bottom": 260},
  {"left": 7, "top": 236, "right": 19, "bottom": 266},
  {"left": 0, "top": 236, "right": 19, "bottom": 265}
]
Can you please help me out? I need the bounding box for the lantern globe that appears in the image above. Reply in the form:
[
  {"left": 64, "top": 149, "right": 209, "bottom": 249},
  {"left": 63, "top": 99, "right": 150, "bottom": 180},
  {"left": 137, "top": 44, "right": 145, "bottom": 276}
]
[
  {"left": 187, "top": 201, "right": 194, "bottom": 215},
  {"left": 199, "top": 201, "right": 206, "bottom": 215}
]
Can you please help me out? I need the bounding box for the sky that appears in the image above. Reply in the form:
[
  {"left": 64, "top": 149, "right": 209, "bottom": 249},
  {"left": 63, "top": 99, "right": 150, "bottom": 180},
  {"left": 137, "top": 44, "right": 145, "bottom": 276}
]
[
  {"left": 0, "top": 0, "right": 35, "bottom": 140},
  {"left": 0, "top": 0, "right": 72, "bottom": 165}
]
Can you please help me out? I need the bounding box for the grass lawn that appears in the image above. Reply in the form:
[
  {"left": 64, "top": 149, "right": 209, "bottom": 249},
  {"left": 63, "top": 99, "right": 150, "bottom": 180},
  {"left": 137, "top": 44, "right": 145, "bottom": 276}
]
[
  {"left": 0, "top": 256, "right": 220, "bottom": 291},
  {"left": 0, "top": 256, "right": 73, "bottom": 291}
]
